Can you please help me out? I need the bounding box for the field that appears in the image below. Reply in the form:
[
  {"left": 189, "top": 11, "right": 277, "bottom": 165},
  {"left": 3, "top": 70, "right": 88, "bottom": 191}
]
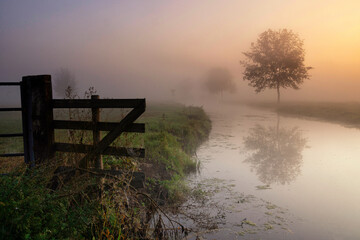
[
  {"left": 0, "top": 112, "right": 23, "bottom": 153},
  {"left": 0, "top": 112, "right": 24, "bottom": 172},
  {"left": 248, "top": 101, "right": 360, "bottom": 128}
]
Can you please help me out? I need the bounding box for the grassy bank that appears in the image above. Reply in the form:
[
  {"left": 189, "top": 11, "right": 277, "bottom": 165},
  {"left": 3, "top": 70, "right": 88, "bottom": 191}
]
[
  {"left": 248, "top": 101, "right": 360, "bottom": 128},
  {"left": 0, "top": 102, "right": 211, "bottom": 239},
  {"left": 100, "top": 103, "right": 211, "bottom": 202},
  {"left": 142, "top": 103, "right": 211, "bottom": 202}
]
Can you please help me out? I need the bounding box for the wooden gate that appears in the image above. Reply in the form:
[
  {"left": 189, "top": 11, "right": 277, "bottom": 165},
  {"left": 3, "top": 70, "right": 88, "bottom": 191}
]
[
  {"left": 0, "top": 81, "right": 34, "bottom": 166},
  {"left": 52, "top": 96, "right": 146, "bottom": 169},
  {"left": 1, "top": 75, "right": 146, "bottom": 171}
]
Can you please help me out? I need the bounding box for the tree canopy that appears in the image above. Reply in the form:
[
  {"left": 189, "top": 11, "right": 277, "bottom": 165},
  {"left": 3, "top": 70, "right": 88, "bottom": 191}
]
[
  {"left": 205, "top": 67, "right": 236, "bottom": 97},
  {"left": 241, "top": 29, "right": 312, "bottom": 102}
]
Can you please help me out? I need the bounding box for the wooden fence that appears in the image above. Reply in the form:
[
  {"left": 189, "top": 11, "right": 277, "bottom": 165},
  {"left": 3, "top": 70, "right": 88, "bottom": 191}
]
[
  {"left": 0, "top": 75, "right": 146, "bottom": 181},
  {"left": 0, "top": 82, "right": 27, "bottom": 159}
]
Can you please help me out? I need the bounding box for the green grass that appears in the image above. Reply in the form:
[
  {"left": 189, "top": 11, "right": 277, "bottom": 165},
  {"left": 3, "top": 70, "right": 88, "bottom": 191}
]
[
  {"left": 248, "top": 101, "right": 360, "bottom": 128},
  {"left": 1, "top": 102, "right": 211, "bottom": 180},
  {"left": 0, "top": 112, "right": 23, "bottom": 154},
  {"left": 94, "top": 102, "right": 211, "bottom": 177},
  {"left": 0, "top": 102, "right": 212, "bottom": 239},
  {"left": 138, "top": 103, "right": 211, "bottom": 202},
  {"left": 0, "top": 169, "right": 95, "bottom": 240},
  {"left": 144, "top": 104, "right": 211, "bottom": 166}
]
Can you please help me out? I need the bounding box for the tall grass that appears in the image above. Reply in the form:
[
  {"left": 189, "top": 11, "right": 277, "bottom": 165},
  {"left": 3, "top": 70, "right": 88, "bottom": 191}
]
[{"left": 0, "top": 102, "right": 211, "bottom": 239}]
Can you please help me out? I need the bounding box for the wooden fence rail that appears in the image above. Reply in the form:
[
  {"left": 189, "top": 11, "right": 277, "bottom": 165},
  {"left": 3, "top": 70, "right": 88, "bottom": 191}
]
[
  {"left": 0, "top": 82, "right": 21, "bottom": 86},
  {"left": 0, "top": 81, "right": 26, "bottom": 159},
  {"left": 52, "top": 99, "right": 144, "bottom": 108},
  {"left": 1, "top": 75, "right": 146, "bottom": 169},
  {"left": 53, "top": 121, "right": 145, "bottom": 132},
  {"left": 1, "top": 75, "right": 146, "bottom": 187},
  {"left": 0, "top": 108, "right": 22, "bottom": 112},
  {"left": 52, "top": 98, "right": 145, "bottom": 169},
  {"left": 0, "top": 133, "right": 23, "bottom": 138}
]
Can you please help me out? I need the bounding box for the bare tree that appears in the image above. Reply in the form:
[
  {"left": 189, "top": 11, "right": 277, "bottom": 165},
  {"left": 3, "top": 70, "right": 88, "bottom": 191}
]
[
  {"left": 240, "top": 29, "right": 312, "bottom": 103},
  {"left": 54, "top": 68, "right": 77, "bottom": 98},
  {"left": 205, "top": 67, "right": 236, "bottom": 98}
]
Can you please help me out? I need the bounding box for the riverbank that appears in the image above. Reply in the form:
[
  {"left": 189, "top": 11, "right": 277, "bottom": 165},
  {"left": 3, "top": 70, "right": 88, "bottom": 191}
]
[
  {"left": 170, "top": 103, "right": 360, "bottom": 239},
  {"left": 247, "top": 101, "right": 360, "bottom": 129},
  {"left": 0, "top": 102, "right": 211, "bottom": 239},
  {"left": 142, "top": 103, "right": 212, "bottom": 203}
]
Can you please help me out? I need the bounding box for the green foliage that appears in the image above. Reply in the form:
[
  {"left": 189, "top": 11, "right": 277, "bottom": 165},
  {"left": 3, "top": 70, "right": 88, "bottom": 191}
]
[
  {"left": 145, "top": 132, "right": 195, "bottom": 175},
  {"left": 161, "top": 175, "right": 189, "bottom": 204},
  {"left": 0, "top": 103, "right": 212, "bottom": 239},
  {"left": 91, "top": 190, "right": 147, "bottom": 240},
  {"left": 142, "top": 104, "right": 211, "bottom": 201},
  {"left": 145, "top": 105, "right": 211, "bottom": 155},
  {"left": 0, "top": 170, "right": 94, "bottom": 240},
  {"left": 0, "top": 168, "right": 149, "bottom": 240},
  {"left": 144, "top": 105, "right": 210, "bottom": 188},
  {"left": 103, "top": 104, "right": 211, "bottom": 179},
  {"left": 241, "top": 29, "right": 312, "bottom": 102}
]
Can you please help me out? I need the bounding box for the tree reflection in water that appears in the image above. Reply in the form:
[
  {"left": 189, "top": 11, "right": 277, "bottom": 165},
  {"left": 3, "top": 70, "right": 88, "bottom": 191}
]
[{"left": 243, "top": 119, "right": 307, "bottom": 185}]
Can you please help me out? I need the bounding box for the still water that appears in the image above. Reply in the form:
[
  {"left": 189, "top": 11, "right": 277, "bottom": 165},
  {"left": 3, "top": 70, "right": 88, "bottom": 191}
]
[{"left": 178, "top": 104, "right": 360, "bottom": 239}]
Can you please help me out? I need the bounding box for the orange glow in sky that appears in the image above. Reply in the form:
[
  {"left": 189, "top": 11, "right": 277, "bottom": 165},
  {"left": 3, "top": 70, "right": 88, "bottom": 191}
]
[{"left": 1, "top": 0, "right": 359, "bottom": 101}]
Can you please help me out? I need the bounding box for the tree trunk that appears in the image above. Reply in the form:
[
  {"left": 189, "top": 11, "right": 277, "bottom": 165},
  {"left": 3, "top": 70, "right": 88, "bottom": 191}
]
[
  {"left": 276, "top": 112, "right": 280, "bottom": 151},
  {"left": 277, "top": 86, "right": 280, "bottom": 104}
]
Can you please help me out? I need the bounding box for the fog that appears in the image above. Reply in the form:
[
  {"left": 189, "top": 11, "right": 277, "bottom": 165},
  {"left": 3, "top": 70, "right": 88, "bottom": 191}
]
[{"left": 1, "top": 0, "right": 360, "bottom": 106}]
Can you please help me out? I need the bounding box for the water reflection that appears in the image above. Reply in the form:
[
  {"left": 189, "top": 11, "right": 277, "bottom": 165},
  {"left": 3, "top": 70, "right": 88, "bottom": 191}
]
[{"left": 243, "top": 118, "right": 307, "bottom": 185}]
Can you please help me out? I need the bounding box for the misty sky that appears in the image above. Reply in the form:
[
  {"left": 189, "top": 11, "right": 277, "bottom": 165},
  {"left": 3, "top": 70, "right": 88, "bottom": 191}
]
[{"left": 1, "top": 0, "right": 359, "bottom": 105}]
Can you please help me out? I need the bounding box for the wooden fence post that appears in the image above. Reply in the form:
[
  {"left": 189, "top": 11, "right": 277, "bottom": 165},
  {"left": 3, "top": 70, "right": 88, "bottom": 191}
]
[
  {"left": 20, "top": 80, "right": 34, "bottom": 166},
  {"left": 21, "top": 75, "right": 55, "bottom": 164},
  {"left": 92, "top": 95, "right": 103, "bottom": 169}
]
